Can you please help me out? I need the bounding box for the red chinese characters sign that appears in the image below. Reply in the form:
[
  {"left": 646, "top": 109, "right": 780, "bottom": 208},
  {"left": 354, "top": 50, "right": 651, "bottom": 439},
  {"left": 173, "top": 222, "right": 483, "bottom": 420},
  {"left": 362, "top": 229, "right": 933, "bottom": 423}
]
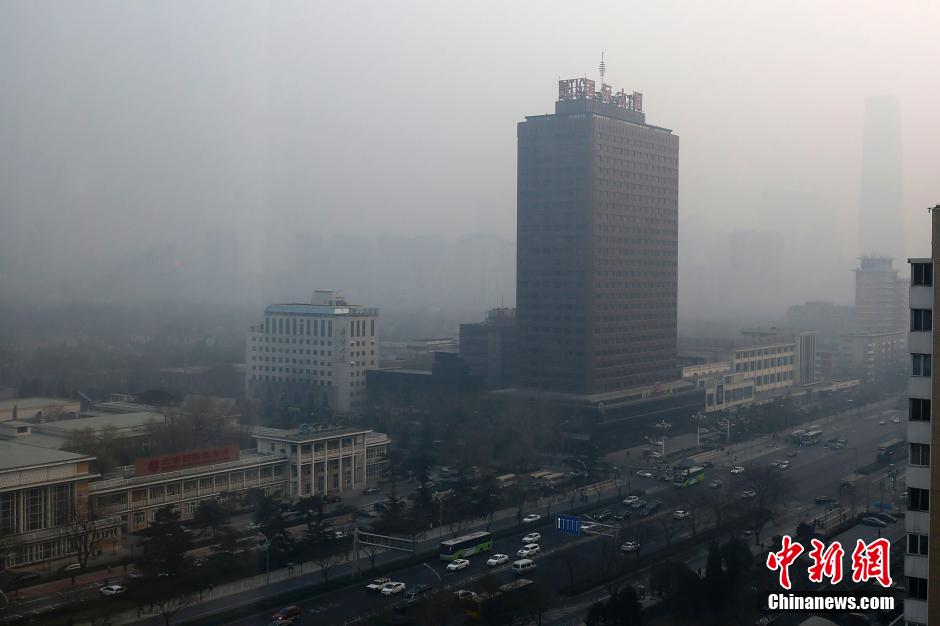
[
  {"left": 134, "top": 444, "right": 240, "bottom": 476},
  {"left": 766, "top": 535, "right": 892, "bottom": 590}
]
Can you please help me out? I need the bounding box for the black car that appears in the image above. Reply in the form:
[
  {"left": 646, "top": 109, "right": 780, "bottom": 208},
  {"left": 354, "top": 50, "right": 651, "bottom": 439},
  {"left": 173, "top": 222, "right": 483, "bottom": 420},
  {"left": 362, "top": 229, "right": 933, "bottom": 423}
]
[
  {"left": 322, "top": 494, "right": 342, "bottom": 504},
  {"left": 613, "top": 511, "right": 631, "bottom": 521},
  {"left": 641, "top": 500, "right": 663, "bottom": 517},
  {"left": 593, "top": 509, "right": 612, "bottom": 521},
  {"left": 406, "top": 584, "right": 433, "bottom": 599},
  {"left": 814, "top": 495, "right": 838, "bottom": 505}
]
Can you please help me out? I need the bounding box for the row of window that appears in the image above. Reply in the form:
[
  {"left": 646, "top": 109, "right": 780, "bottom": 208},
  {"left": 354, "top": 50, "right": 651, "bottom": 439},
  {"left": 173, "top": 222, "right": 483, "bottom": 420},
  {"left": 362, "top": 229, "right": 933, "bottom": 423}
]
[{"left": 735, "top": 356, "right": 794, "bottom": 372}]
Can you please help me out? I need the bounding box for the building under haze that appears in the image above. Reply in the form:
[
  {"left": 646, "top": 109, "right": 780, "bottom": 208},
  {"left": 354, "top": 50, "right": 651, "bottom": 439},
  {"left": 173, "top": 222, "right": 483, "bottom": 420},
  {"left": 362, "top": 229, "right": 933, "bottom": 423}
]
[
  {"left": 245, "top": 291, "right": 379, "bottom": 415},
  {"left": 853, "top": 256, "right": 907, "bottom": 334},
  {"left": 905, "top": 220, "right": 935, "bottom": 626},
  {"left": 516, "top": 77, "right": 678, "bottom": 395},
  {"left": 459, "top": 308, "right": 516, "bottom": 390}
]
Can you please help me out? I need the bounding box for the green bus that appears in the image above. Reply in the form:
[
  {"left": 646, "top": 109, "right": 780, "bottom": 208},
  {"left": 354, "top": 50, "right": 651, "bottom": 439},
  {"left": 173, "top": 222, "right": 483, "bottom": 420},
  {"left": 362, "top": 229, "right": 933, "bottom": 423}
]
[
  {"left": 673, "top": 466, "right": 705, "bottom": 487},
  {"left": 440, "top": 531, "right": 494, "bottom": 561}
]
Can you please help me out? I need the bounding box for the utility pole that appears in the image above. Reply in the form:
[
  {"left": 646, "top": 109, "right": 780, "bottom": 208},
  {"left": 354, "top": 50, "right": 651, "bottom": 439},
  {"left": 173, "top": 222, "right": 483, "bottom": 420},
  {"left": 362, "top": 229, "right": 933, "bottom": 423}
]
[{"left": 353, "top": 525, "right": 360, "bottom": 576}]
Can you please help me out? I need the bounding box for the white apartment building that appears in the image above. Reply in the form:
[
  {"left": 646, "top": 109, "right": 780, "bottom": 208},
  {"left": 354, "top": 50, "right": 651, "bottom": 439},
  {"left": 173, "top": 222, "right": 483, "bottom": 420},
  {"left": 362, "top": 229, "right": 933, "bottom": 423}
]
[
  {"left": 905, "top": 254, "right": 933, "bottom": 626},
  {"left": 246, "top": 291, "right": 379, "bottom": 414},
  {"left": 731, "top": 329, "right": 816, "bottom": 396}
]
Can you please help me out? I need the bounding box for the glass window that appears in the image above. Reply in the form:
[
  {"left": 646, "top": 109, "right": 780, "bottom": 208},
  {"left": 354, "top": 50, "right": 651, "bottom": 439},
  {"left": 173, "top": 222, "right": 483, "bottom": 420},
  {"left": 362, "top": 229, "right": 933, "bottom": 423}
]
[
  {"left": 910, "top": 398, "right": 931, "bottom": 421},
  {"left": 913, "top": 354, "right": 932, "bottom": 377},
  {"left": 909, "top": 487, "right": 930, "bottom": 512},
  {"left": 911, "top": 309, "right": 932, "bottom": 331},
  {"left": 912, "top": 262, "right": 933, "bottom": 286},
  {"left": 909, "top": 576, "right": 928, "bottom": 600},
  {"left": 908, "top": 533, "right": 929, "bottom": 556},
  {"left": 911, "top": 443, "right": 930, "bottom": 466}
]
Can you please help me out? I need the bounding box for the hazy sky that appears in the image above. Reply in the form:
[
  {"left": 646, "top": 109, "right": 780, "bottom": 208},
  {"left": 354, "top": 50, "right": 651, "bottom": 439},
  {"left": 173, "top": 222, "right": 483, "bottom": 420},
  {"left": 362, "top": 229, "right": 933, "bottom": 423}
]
[{"left": 2, "top": 1, "right": 939, "bottom": 314}]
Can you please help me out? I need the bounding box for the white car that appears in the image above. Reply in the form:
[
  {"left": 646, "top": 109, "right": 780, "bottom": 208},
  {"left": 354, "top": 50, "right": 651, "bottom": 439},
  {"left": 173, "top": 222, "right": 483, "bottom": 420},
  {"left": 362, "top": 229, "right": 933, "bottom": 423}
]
[
  {"left": 580, "top": 522, "right": 598, "bottom": 532},
  {"left": 100, "top": 585, "right": 126, "bottom": 596},
  {"left": 381, "top": 581, "right": 407, "bottom": 595},
  {"left": 446, "top": 558, "right": 470, "bottom": 572},
  {"left": 635, "top": 470, "right": 653, "bottom": 478},
  {"left": 454, "top": 589, "right": 478, "bottom": 600},
  {"left": 709, "top": 480, "right": 723, "bottom": 489},
  {"left": 486, "top": 553, "right": 509, "bottom": 567},
  {"left": 878, "top": 420, "right": 886, "bottom": 425},
  {"left": 522, "top": 513, "right": 541, "bottom": 523},
  {"left": 891, "top": 417, "right": 901, "bottom": 424},
  {"left": 673, "top": 509, "right": 691, "bottom": 520},
  {"left": 517, "top": 544, "right": 540, "bottom": 557},
  {"left": 622, "top": 495, "right": 639, "bottom": 505},
  {"left": 366, "top": 577, "right": 391, "bottom": 591},
  {"left": 620, "top": 541, "right": 640, "bottom": 553},
  {"left": 522, "top": 532, "right": 541, "bottom": 544},
  {"left": 730, "top": 466, "right": 745, "bottom": 474},
  {"left": 740, "top": 489, "right": 757, "bottom": 499}
]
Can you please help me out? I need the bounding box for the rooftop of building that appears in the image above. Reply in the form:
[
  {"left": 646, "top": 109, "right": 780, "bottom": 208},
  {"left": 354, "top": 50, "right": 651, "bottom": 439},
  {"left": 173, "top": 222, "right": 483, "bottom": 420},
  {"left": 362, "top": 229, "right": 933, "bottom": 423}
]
[
  {"left": 0, "top": 396, "right": 79, "bottom": 413},
  {"left": 30, "top": 410, "right": 165, "bottom": 435},
  {"left": 0, "top": 439, "right": 93, "bottom": 472},
  {"left": 91, "top": 449, "right": 283, "bottom": 492},
  {"left": 263, "top": 303, "right": 378, "bottom": 317},
  {"left": 249, "top": 424, "right": 372, "bottom": 443},
  {"left": 493, "top": 380, "right": 697, "bottom": 408},
  {"left": 368, "top": 367, "right": 433, "bottom": 376}
]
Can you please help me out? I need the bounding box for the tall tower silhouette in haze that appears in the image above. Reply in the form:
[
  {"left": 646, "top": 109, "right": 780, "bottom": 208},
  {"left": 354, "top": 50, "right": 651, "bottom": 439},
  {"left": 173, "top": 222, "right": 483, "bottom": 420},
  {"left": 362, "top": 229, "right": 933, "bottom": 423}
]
[{"left": 858, "top": 95, "right": 904, "bottom": 260}]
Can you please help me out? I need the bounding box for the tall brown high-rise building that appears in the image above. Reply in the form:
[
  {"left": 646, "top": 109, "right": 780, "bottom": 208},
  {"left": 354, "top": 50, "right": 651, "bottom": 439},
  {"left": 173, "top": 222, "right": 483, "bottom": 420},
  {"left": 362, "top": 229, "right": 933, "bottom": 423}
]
[{"left": 516, "top": 77, "right": 679, "bottom": 395}]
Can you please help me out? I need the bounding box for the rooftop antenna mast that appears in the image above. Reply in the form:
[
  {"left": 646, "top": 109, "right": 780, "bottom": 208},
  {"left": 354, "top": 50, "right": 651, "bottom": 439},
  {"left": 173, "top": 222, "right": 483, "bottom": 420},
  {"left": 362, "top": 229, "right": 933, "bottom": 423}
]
[{"left": 599, "top": 51, "right": 606, "bottom": 83}]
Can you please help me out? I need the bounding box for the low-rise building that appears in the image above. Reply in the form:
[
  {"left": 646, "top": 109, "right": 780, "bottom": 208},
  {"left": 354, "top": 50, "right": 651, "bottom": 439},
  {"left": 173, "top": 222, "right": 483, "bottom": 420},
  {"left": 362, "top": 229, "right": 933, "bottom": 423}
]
[
  {"left": 89, "top": 425, "right": 390, "bottom": 531},
  {"left": 0, "top": 440, "right": 120, "bottom": 570}
]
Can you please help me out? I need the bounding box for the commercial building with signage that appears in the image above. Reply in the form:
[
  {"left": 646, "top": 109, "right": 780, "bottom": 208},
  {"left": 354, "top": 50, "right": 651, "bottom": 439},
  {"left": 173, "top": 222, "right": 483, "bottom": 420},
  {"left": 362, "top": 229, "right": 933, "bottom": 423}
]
[
  {"left": 89, "top": 426, "right": 389, "bottom": 531},
  {"left": 90, "top": 446, "right": 289, "bottom": 532}
]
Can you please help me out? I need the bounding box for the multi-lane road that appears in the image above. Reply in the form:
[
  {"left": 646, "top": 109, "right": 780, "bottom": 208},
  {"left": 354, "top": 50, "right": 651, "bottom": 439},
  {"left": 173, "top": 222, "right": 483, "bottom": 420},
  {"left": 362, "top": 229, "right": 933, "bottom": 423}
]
[{"left": 181, "top": 402, "right": 907, "bottom": 626}]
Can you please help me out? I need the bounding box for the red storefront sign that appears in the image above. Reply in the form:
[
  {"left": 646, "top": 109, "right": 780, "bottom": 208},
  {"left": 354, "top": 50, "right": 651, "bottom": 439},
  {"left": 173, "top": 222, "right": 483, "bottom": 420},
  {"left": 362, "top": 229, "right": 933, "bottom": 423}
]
[{"left": 134, "top": 444, "right": 240, "bottom": 476}]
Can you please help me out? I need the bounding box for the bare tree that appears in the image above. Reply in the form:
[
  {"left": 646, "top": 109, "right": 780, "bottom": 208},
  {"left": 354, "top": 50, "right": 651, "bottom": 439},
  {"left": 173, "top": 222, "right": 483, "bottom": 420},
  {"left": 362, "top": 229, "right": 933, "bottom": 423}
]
[
  {"left": 658, "top": 515, "right": 681, "bottom": 548},
  {"left": 61, "top": 511, "right": 100, "bottom": 569},
  {"left": 154, "top": 591, "right": 196, "bottom": 626},
  {"left": 312, "top": 547, "right": 346, "bottom": 584}
]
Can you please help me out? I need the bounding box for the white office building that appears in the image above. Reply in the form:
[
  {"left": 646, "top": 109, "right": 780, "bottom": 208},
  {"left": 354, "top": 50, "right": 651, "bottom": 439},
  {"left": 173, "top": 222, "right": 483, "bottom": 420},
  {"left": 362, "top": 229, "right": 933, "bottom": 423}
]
[{"left": 246, "top": 291, "right": 379, "bottom": 414}]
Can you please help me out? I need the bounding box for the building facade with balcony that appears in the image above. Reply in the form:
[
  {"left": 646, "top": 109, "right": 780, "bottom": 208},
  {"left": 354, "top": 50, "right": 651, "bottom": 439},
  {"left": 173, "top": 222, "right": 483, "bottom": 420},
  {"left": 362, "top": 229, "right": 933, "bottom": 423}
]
[
  {"left": 905, "top": 250, "right": 934, "bottom": 626},
  {"left": 252, "top": 425, "right": 390, "bottom": 498}
]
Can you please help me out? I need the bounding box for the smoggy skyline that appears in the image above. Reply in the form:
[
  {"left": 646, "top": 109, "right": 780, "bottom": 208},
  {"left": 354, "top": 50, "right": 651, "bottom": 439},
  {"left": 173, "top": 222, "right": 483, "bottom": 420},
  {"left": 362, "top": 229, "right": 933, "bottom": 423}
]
[{"left": 2, "top": 1, "right": 939, "bottom": 326}]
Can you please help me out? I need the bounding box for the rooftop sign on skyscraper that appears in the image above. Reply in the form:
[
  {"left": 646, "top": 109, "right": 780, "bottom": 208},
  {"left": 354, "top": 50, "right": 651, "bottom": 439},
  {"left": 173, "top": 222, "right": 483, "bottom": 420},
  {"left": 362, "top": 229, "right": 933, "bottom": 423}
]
[{"left": 557, "top": 77, "right": 642, "bottom": 112}]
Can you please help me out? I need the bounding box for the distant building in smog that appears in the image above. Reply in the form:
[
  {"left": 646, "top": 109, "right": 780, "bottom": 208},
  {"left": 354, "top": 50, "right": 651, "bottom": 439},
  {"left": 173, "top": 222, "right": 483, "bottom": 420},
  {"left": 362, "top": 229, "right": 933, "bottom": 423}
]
[
  {"left": 829, "top": 256, "right": 908, "bottom": 390},
  {"left": 459, "top": 308, "right": 516, "bottom": 389},
  {"left": 245, "top": 291, "right": 379, "bottom": 414},
  {"left": 516, "top": 74, "right": 678, "bottom": 395},
  {"left": 853, "top": 256, "right": 908, "bottom": 334}
]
